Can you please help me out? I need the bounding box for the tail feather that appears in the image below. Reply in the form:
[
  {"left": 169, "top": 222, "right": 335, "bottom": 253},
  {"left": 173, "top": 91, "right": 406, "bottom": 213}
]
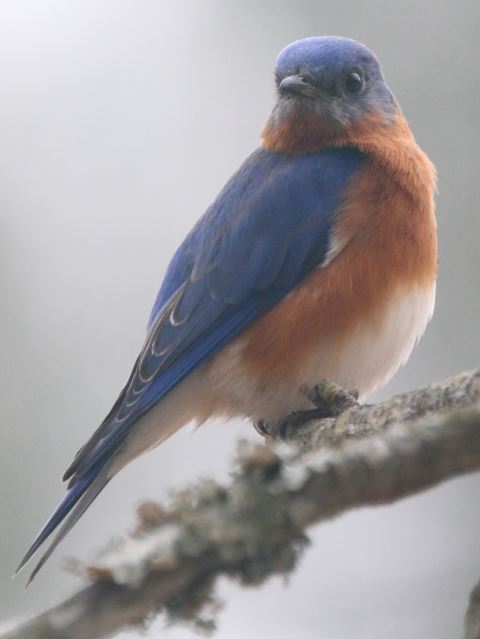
[
  {"left": 16, "top": 362, "right": 203, "bottom": 583},
  {"left": 16, "top": 465, "right": 110, "bottom": 583},
  {"left": 26, "top": 473, "right": 110, "bottom": 586}
]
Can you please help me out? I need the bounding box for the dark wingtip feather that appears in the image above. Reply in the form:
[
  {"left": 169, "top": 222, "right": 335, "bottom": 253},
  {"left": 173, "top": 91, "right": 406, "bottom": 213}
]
[
  {"left": 29, "top": 473, "right": 110, "bottom": 584},
  {"left": 15, "top": 468, "right": 109, "bottom": 584}
]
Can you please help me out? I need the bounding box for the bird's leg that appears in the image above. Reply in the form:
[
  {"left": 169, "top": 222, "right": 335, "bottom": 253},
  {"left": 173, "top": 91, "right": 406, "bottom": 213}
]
[{"left": 254, "top": 380, "right": 359, "bottom": 440}]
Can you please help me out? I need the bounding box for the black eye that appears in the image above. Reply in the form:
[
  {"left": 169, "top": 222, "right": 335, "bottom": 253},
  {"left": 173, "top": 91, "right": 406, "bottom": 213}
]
[{"left": 344, "top": 70, "right": 365, "bottom": 95}]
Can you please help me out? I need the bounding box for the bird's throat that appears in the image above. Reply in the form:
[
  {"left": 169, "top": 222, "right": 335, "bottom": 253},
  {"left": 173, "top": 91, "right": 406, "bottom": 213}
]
[
  {"left": 261, "top": 105, "right": 436, "bottom": 201},
  {"left": 261, "top": 102, "right": 342, "bottom": 155}
]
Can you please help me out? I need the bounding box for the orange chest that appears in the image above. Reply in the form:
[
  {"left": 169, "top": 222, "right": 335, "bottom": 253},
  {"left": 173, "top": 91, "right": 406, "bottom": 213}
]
[{"left": 239, "top": 156, "right": 438, "bottom": 379}]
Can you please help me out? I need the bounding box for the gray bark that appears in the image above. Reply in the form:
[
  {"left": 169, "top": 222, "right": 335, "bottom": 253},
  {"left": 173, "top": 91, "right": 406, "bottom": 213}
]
[{"left": 2, "top": 369, "right": 480, "bottom": 639}]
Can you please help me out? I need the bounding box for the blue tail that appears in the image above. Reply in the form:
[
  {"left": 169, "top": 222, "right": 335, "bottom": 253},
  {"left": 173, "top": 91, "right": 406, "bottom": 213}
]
[{"left": 16, "top": 463, "right": 110, "bottom": 585}]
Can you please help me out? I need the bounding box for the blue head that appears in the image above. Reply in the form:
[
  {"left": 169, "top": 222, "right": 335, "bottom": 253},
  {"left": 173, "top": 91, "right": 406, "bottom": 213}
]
[{"left": 264, "top": 37, "right": 398, "bottom": 152}]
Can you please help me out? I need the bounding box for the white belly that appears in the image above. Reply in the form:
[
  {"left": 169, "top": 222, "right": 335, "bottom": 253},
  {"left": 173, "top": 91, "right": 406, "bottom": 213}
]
[
  {"left": 312, "top": 282, "right": 436, "bottom": 398},
  {"left": 111, "top": 283, "right": 435, "bottom": 473},
  {"left": 208, "top": 283, "right": 436, "bottom": 422}
]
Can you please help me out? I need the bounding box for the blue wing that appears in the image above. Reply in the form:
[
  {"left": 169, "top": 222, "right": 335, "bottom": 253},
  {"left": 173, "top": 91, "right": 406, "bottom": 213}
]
[{"left": 18, "top": 145, "right": 364, "bottom": 580}]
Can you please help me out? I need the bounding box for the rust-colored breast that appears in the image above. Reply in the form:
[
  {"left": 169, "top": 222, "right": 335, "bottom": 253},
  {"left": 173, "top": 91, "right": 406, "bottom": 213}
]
[{"left": 240, "top": 120, "right": 438, "bottom": 381}]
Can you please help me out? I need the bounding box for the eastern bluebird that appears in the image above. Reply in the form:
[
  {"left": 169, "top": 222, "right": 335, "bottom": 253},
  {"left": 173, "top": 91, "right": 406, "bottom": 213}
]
[{"left": 18, "top": 36, "right": 437, "bottom": 582}]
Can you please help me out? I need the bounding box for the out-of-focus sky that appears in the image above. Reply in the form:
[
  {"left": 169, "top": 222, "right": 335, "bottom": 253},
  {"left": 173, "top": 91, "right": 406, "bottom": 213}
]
[{"left": 1, "top": 1, "right": 479, "bottom": 637}]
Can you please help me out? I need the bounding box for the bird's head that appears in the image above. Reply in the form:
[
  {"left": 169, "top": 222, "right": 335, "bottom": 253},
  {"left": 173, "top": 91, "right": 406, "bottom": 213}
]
[{"left": 262, "top": 37, "right": 400, "bottom": 154}]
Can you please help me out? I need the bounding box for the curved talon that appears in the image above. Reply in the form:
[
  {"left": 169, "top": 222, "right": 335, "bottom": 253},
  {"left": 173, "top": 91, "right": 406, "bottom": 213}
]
[{"left": 253, "top": 419, "right": 270, "bottom": 437}]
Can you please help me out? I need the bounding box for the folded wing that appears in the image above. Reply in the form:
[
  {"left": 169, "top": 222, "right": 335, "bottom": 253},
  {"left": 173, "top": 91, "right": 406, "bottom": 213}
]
[{"left": 18, "top": 146, "right": 364, "bottom": 581}]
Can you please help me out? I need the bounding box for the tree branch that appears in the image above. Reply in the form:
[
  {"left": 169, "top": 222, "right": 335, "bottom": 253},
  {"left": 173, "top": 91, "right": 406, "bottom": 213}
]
[
  {"left": 3, "top": 369, "right": 480, "bottom": 639},
  {"left": 464, "top": 579, "right": 480, "bottom": 639},
  {"left": 263, "top": 369, "right": 480, "bottom": 450}
]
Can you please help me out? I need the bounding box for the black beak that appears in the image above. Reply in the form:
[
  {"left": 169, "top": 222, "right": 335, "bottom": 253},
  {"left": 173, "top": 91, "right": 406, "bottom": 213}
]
[{"left": 279, "top": 74, "right": 319, "bottom": 98}]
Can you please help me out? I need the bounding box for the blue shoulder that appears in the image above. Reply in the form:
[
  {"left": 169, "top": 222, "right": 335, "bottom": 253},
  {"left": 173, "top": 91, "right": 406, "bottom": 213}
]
[{"left": 148, "top": 145, "right": 364, "bottom": 327}]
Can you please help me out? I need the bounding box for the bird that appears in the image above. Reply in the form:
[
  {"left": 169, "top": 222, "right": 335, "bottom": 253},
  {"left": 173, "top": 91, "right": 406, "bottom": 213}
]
[{"left": 17, "top": 36, "right": 437, "bottom": 583}]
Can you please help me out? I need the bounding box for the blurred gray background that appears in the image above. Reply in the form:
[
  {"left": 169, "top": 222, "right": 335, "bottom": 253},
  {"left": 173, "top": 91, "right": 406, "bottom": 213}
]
[{"left": 1, "top": 1, "right": 480, "bottom": 637}]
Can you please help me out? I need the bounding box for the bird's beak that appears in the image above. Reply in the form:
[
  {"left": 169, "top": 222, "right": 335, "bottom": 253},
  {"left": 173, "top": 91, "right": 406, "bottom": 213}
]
[{"left": 279, "top": 74, "right": 319, "bottom": 98}]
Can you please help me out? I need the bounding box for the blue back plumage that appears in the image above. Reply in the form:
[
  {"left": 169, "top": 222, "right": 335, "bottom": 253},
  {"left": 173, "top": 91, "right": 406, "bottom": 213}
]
[
  {"left": 19, "top": 144, "right": 364, "bottom": 579},
  {"left": 150, "top": 146, "right": 363, "bottom": 322}
]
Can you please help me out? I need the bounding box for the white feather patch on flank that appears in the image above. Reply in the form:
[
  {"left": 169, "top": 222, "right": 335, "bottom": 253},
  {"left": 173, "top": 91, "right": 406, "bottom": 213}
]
[{"left": 321, "top": 227, "right": 351, "bottom": 267}]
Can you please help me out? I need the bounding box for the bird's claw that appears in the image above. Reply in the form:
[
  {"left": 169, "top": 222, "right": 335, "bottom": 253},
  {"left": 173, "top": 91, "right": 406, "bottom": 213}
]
[
  {"left": 302, "top": 381, "right": 359, "bottom": 416},
  {"left": 254, "top": 381, "right": 359, "bottom": 440}
]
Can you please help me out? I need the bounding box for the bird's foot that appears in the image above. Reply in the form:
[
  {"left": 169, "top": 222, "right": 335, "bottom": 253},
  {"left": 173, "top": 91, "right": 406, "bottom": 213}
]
[
  {"left": 254, "top": 409, "right": 336, "bottom": 440},
  {"left": 253, "top": 381, "right": 359, "bottom": 441},
  {"left": 302, "top": 380, "right": 359, "bottom": 416}
]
